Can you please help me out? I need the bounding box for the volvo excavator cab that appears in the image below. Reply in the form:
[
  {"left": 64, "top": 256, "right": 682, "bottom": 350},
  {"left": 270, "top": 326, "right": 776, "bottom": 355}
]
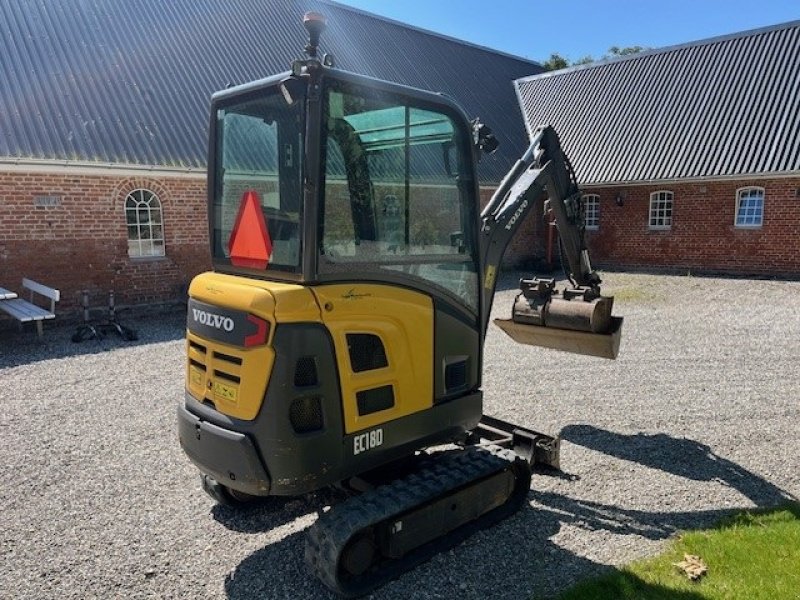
[
  {"left": 179, "top": 12, "right": 621, "bottom": 597},
  {"left": 209, "top": 62, "right": 482, "bottom": 316}
]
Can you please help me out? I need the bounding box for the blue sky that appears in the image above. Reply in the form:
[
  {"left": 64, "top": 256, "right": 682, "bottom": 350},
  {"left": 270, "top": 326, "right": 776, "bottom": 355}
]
[{"left": 336, "top": 1, "right": 799, "bottom": 63}]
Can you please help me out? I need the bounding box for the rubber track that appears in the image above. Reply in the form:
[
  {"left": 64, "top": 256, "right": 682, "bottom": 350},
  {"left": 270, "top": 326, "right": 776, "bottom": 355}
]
[{"left": 304, "top": 446, "right": 532, "bottom": 598}]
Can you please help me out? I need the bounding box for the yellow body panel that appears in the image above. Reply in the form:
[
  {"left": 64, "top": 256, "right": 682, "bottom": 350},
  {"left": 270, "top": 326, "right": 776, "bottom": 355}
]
[
  {"left": 189, "top": 272, "right": 321, "bottom": 323},
  {"left": 312, "top": 284, "right": 434, "bottom": 434},
  {"left": 186, "top": 272, "right": 321, "bottom": 420}
]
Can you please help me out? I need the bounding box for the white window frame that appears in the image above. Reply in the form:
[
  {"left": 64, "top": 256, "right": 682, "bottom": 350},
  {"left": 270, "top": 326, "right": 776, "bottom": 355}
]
[
  {"left": 649, "top": 190, "right": 673, "bottom": 230},
  {"left": 583, "top": 194, "right": 600, "bottom": 230},
  {"left": 125, "top": 189, "right": 166, "bottom": 258},
  {"left": 735, "top": 186, "right": 764, "bottom": 228}
]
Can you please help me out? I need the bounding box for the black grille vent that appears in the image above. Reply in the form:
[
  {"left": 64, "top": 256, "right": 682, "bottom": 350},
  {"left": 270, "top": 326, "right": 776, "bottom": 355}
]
[
  {"left": 213, "top": 370, "right": 240, "bottom": 384},
  {"left": 445, "top": 358, "right": 468, "bottom": 392},
  {"left": 294, "top": 356, "right": 319, "bottom": 387},
  {"left": 189, "top": 340, "right": 207, "bottom": 354},
  {"left": 347, "top": 334, "right": 388, "bottom": 373},
  {"left": 289, "top": 397, "right": 324, "bottom": 433},
  {"left": 213, "top": 351, "right": 242, "bottom": 366},
  {"left": 357, "top": 385, "right": 395, "bottom": 416}
]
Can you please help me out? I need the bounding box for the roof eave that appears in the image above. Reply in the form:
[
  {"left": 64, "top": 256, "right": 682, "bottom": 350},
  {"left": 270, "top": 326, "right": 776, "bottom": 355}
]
[
  {"left": 582, "top": 170, "right": 800, "bottom": 188},
  {"left": 0, "top": 157, "right": 205, "bottom": 178}
]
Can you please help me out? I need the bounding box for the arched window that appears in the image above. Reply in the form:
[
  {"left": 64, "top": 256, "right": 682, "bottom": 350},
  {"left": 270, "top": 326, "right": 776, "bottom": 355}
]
[
  {"left": 583, "top": 194, "right": 600, "bottom": 230},
  {"left": 735, "top": 187, "right": 764, "bottom": 227},
  {"left": 125, "top": 189, "right": 165, "bottom": 257},
  {"left": 649, "top": 190, "right": 673, "bottom": 229}
]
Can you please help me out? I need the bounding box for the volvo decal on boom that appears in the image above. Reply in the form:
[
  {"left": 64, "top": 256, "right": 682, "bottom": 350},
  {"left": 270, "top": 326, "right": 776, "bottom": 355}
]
[{"left": 177, "top": 12, "right": 622, "bottom": 597}]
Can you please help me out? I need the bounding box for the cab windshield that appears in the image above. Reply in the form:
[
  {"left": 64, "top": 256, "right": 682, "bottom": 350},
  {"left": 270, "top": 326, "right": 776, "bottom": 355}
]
[
  {"left": 319, "top": 80, "right": 479, "bottom": 312},
  {"left": 212, "top": 87, "right": 304, "bottom": 273}
]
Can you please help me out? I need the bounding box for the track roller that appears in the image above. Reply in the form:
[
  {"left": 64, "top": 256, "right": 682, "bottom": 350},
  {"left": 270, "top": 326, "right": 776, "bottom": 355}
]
[{"left": 305, "top": 446, "right": 531, "bottom": 597}]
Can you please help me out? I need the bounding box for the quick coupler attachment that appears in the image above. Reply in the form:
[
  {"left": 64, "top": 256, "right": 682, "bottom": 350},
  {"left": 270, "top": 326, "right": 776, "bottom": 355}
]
[{"left": 493, "top": 277, "right": 623, "bottom": 359}]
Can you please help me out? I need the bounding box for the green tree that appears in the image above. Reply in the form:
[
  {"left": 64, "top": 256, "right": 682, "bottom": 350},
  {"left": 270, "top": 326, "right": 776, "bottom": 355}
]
[
  {"left": 540, "top": 46, "right": 649, "bottom": 70},
  {"left": 607, "top": 45, "right": 648, "bottom": 56},
  {"left": 541, "top": 52, "right": 569, "bottom": 71},
  {"left": 573, "top": 55, "right": 595, "bottom": 66}
]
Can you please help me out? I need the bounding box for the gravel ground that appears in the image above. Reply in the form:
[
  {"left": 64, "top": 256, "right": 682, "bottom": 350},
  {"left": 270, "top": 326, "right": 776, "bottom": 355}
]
[{"left": 1, "top": 271, "right": 798, "bottom": 599}]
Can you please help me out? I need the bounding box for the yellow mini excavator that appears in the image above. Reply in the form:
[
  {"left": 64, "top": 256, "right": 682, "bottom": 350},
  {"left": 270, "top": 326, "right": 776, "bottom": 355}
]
[{"left": 178, "top": 13, "right": 622, "bottom": 597}]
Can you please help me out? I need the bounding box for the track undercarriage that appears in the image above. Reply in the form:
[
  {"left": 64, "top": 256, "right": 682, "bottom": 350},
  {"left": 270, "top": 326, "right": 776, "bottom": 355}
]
[{"left": 305, "top": 417, "right": 559, "bottom": 597}]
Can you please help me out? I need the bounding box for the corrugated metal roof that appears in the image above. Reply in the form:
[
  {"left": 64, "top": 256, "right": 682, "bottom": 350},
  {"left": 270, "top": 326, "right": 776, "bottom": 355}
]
[
  {"left": 0, "top": 0, "right": 543, "bottom": 183},
  {"left": 515, "top": 21, "right": 800, "bottom": 185}
]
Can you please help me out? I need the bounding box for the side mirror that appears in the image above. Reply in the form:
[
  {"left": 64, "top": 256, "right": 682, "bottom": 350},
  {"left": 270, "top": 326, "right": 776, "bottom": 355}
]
[
  {"left": 279, "top": 76, "right": 305, "bottom": 106},
  {"left": 472, "top": 118, "right": 499, "bottom": 155}
]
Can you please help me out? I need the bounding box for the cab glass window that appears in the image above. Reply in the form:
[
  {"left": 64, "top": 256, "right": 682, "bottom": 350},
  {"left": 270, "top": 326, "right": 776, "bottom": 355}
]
[
  {"left": 213, "top": 88, "right": 304, "bottom": 273},
  {"left": 320, "top": 82, "right": 479, "bottom": 312}
]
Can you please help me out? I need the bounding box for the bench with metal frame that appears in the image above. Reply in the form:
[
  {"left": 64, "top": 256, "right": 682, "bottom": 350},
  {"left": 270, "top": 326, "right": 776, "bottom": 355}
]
[{"left": 0, "top": 278, "right": 60, "bottom": 336}]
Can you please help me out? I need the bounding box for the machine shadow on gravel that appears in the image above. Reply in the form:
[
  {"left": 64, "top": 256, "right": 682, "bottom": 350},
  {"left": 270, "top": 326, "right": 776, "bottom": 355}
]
[
  {"left": 223, "top": 499, "right": 608, "bottom": 600},
  {"left": 224, "top": 530, "right": 339, "bottom": 599},
  {"left": 223, "top": 492, "right": 714, "bottom": 599},
  {"left": 560, "top": 425, "right": 796, "bottom": 507},
  {"left": 223, "top": 427, "right": 795, "bottom": 599},
  {"left": 211, "top": 488, "right": 349, "bottom": 534}
]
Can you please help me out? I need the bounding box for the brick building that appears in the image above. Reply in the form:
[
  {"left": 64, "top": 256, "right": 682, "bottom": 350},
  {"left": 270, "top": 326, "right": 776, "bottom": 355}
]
[
  {"left": 4, "top": 5, "right": 797, "bottom": 324},
  {"left": 515, "top": 21, "right": 800, "bottom": 276},
  {"left": 0, "top": 0, "right": 543, "bottom": 314}
]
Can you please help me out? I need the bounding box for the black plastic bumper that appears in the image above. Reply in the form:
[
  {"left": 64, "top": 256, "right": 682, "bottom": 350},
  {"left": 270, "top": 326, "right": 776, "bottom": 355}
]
[{"left": 177, "top": 403, "right": 271, "bottom": 496}]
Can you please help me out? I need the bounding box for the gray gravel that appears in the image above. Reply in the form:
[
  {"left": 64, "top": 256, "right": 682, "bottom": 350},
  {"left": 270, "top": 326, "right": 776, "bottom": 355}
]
[{"left": 1, "top": 272, "right": 798, "bottom": 599}]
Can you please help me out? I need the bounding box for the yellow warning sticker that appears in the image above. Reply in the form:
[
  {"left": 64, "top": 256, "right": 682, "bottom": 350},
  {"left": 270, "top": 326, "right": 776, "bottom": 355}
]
[
  {"left": 213, "top": 381, "right": 238, "bottom": 404},
  {"left": 484, "top": 265, "right": 497, "bottom": 290},
  {"left": 189, "top": 367, "right": 203, "bottom": 388}
]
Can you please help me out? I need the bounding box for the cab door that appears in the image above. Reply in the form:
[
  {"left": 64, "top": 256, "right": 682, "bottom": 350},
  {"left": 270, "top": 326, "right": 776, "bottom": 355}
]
[{"left": 314, "top": 77, "right": 482, "bottom": 432}]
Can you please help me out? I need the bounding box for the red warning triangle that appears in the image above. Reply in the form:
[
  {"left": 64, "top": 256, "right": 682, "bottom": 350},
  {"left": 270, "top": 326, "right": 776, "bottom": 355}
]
[{"left": 228, "top": 190, "right": 272, "bottom": 269}]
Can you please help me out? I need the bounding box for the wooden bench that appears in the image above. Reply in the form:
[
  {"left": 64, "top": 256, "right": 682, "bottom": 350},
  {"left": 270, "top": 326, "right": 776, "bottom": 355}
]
[{"left": 0, "top": 279, "right": 60, "bottom": 336}]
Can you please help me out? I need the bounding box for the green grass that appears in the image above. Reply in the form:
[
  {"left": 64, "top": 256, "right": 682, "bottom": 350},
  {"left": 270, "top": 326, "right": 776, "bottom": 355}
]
[{"left": 554, "top": 504, "right": 800, "bottom": 600}]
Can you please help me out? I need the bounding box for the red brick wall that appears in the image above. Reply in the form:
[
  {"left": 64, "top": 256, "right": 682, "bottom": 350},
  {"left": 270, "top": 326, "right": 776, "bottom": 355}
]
[
  {"left": 0, "top": 171, "right": 210, "bottom": 312},
  {"left": 0, "top": 171, "right": 543, "bottom": 316},
  {"left": 3, "top": 169, "right": 796, "bottom": 317},
  {"left": 582, "top": 178, "right": 800, "bottom": 275}
]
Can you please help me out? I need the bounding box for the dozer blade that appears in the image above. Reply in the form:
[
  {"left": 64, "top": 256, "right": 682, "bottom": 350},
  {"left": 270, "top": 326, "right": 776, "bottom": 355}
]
[
  {"left": 468, "top": 414, "right": 561, "bottom": 470},
  {"left": 494, "top": 316, "right": 623, "bottom": 359}
]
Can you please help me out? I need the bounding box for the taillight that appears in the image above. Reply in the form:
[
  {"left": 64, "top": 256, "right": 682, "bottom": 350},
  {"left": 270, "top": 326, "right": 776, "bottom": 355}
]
[{"left": 244, "top": 314, "right": 270, "bottom": 347}]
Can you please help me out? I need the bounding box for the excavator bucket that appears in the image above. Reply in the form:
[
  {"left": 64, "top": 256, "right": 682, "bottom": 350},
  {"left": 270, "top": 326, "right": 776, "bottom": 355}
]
[
  {"left": 494, "top": 315, "right": 623, "bottom": 359},
  {"left": 494, "top": 278, "right": 623, "bottom": 359}
]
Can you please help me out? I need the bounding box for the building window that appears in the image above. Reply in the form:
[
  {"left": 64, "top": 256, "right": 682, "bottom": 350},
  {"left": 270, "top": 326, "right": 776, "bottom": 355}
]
[
  {"left": 125, "top": 189, "right": 165, "bottom": 257},
  {"left": 649, "top": 191, "right": 673, "bottom": 229},
  {"left": 583, "top": 194, "right": 599, "bottom": 230},
  {"left": 735, "top": 187, "right": 764, "bottom": 227}
]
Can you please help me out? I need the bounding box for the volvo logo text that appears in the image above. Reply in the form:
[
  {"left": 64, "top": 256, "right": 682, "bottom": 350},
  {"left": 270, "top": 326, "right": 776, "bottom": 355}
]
[
  {"left": 192, "top": 308, "right": 234, "bottom": 332},
  {"left": 504, "top": 198, "right": 529, "bottom": 230}
]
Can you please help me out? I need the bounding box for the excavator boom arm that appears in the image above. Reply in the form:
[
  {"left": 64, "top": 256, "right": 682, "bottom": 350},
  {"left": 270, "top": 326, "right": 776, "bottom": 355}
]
[{"left": 479, "top": 125, "right": 599, "bottom": 337}]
